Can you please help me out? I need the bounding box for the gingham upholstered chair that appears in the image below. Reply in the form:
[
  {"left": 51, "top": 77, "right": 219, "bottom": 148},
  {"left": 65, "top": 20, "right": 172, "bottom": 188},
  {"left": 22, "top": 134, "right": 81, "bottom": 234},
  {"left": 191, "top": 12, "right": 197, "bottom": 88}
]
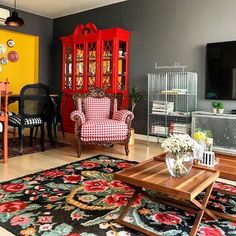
[{"left": 70, "top": 88, "right": 134, "bottom": 157}]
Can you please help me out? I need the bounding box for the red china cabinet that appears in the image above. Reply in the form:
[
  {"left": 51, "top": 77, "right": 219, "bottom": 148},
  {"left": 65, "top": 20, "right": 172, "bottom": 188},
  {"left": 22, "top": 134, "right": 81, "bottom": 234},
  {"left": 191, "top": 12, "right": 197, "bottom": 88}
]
[{"left": 60, "top": 23, "right": 130, "bottom": 133}]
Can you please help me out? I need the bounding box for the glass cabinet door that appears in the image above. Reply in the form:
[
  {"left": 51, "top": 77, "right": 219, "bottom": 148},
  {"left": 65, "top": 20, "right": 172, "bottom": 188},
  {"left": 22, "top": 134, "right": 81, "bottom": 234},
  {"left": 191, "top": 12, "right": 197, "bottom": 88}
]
[
  {"left": 101, "top": 40, "right": 113, "bottom": 91},
  {"left": 87, "top": 41, "right": 97, "bottom": 90},
  {"left": 117, "top": 41, "right": 127, "bottom": 92},
  {"left": 75, "top": 43, "right": 85, "bottom": 90},
  {"left": 63, "top": 46, "right": 73, "bottom": 91}
]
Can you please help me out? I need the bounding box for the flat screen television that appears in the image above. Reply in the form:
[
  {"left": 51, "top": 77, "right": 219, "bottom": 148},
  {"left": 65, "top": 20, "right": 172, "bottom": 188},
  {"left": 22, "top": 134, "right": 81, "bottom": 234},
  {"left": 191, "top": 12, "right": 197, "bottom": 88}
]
[{"left": 206, "top": 41, "right": 236, "bottom": 100}]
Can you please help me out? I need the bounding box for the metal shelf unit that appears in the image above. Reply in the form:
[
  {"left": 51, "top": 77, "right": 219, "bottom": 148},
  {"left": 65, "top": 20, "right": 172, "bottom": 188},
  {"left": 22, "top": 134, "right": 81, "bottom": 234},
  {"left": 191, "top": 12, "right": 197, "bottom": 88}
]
[{"left": 147, "top": 72, "right": 197, "bottom": 143}]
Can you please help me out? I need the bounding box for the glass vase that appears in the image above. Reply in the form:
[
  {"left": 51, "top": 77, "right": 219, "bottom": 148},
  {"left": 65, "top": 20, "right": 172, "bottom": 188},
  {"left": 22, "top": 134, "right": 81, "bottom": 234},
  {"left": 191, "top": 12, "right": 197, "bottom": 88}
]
[{"left": 165, "top": 152, "right": 193, "bottom": 177}]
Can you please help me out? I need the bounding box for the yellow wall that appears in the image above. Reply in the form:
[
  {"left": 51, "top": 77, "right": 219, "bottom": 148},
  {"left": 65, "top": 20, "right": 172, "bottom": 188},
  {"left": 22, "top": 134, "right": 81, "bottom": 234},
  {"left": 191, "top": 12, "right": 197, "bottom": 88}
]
[{"left": 0, "top": 29, "right": 39, "bottom": 112}]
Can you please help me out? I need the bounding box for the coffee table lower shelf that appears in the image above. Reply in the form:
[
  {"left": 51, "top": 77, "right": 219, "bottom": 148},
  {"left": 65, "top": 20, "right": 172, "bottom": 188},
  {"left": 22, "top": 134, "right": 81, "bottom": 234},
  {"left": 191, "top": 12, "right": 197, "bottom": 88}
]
[
  {"left": 114, "top": 158, "right": 220, "bottom": 236},
  {"left": 117, "top": 184, "right": 217, "bottom": 236}
]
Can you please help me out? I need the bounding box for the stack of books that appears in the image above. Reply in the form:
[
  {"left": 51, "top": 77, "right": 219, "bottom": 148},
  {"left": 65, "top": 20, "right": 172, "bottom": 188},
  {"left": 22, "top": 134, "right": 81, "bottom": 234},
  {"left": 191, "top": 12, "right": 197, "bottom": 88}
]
[
  {"left": 172, "top": 123, "right": 191, "bottom": 134},
  {"left": 152, "top": 101, "right": 174, "bottom": 114},
  {"left": 151, "top": 125, "right": 166, "bottom": 135}
]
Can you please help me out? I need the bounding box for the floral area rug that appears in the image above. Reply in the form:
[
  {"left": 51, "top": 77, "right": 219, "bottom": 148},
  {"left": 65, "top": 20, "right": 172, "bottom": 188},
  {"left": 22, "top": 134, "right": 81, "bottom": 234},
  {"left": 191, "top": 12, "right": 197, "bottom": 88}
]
[
  {"left": 0, "top": 154, "right": 235, "bottom": 236},
  {"left": 0, "top": 137, "right": 70, "bottom": 159}
]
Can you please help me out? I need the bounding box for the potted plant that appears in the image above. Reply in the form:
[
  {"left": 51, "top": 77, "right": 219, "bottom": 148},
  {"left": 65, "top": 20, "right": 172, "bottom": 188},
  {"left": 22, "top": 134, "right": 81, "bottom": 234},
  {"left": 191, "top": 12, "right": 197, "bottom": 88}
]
[
  {"left": 128, "top": 87, "right": 145, "bottom": 145},
  {"left": 217, "top": 102, "right": 224, "bottom": 113},
  {"left": 129, "top": 87, "right": 144, "bottom": 113},
  {"left": 212, "top": 101, "right": 218, "bottom": 113}
]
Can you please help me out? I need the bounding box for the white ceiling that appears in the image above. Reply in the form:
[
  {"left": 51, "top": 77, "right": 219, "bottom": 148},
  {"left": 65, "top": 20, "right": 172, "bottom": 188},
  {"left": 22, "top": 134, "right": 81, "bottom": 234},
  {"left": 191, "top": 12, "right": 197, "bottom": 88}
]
[{"left": 0, "top": 0, "right": 126, "bottom": 18}]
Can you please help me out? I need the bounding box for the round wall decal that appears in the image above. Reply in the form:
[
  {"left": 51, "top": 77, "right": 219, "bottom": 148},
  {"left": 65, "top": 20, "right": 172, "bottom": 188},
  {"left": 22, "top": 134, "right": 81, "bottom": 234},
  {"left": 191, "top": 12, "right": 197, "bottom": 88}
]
[
  {"left": 8, "top": 51, "right": 18, "bottom": 62},
  {"left": 7, "top": 39, "right": 15, "bottom": 47},
  {"left": 0, "top": 57, "right": 8, "bottom": 64},
  {"left": 0, "top": 44, "right": 7, "bottom": 54}
]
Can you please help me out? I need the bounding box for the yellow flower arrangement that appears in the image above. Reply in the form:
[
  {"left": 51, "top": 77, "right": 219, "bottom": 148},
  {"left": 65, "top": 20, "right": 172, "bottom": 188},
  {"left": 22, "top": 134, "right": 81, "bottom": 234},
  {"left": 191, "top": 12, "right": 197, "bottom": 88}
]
[{"left": 193, "top": 131, "right": 207, "bottom": 142}]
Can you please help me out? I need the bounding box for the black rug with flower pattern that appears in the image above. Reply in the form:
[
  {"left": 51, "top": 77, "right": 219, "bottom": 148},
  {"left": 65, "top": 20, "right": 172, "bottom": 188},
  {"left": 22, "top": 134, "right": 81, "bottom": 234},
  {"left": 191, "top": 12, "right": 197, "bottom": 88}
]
[{"left": 0, "top": 154, "right": 235, "bottom": 236}]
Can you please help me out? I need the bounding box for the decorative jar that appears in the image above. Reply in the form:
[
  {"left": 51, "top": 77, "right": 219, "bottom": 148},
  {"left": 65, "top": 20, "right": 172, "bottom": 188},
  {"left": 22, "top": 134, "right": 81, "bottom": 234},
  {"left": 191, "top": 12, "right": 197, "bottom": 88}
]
[{"left": 165, "top": 152, "right": 194, "bottom": 177}]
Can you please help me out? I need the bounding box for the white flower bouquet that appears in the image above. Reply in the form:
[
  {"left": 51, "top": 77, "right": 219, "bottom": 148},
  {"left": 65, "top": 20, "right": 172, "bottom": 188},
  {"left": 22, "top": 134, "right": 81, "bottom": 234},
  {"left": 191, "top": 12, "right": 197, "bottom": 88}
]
[
  {"left": 161, "top": 134, "right": 198, "bottom": 156},
  {"left": 161, "top": 134, "right": 199, "bottom": 177}
]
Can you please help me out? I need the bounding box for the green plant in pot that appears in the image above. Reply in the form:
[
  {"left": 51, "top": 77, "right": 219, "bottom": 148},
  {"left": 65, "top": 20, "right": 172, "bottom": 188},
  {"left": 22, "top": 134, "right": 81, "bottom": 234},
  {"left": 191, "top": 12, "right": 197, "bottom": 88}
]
[
  {"left": 217, "top": 102, "right": 224, "bottom": 113},
  {"left": 212, "top": 101, "right": 224, "bottom": 113},
  {"left": 129, "top": 87, "right": 144, "bottom": 112},
  {"left": 128, "top": 87, "right": 145, "bottom": 144},
  {"left": 212, "top": 101, "right": 218, "bottom": 113}
]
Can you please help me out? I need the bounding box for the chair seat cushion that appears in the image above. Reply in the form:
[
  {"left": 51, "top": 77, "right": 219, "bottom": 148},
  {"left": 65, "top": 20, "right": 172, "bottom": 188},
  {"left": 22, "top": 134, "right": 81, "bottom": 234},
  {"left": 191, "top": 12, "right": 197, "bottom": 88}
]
[
  {"left": 81, "top": 119, "right": 128, "bottom": 141},
  {"left": 8, "top": 115, "right": 43, "bottom": 126}
]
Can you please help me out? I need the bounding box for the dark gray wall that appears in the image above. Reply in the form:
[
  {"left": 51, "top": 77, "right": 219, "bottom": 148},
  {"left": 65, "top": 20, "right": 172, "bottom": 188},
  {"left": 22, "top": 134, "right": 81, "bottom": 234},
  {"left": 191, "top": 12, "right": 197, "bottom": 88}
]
[
  {"left": 3, "top": 0, "right": 235, "bottom": 135},
  {"left": 53, "top": 0, "right": 236, "bottom": 135},
  {"left": 0, "top": 4, "right": 53, "bottom": 86}
]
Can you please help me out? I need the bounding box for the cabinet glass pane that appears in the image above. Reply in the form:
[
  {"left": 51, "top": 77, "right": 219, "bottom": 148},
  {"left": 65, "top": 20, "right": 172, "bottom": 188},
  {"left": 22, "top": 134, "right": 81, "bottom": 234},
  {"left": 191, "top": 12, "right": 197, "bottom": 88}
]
[
  {"left": 64, "top": 46, "right": 72, "bottom": 90},
  {"left": 87, "top": 42, "right": 97, "bottom": 90},
  {"left": 76, "top": 44, "right": 84, "bottom": 90},
  {"left": 102, "top": 40, "right": 113, "bottom": 90},
  {"left": 118, "top": 41, "right": 127, "bottom": 91}
]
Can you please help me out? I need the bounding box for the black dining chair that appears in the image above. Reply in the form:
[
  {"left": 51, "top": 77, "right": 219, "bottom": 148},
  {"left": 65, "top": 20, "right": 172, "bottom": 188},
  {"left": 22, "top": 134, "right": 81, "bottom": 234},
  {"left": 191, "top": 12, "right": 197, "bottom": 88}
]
[
  {"left": 52, "top": 92, "right": 65, "bottom": 140},
  {"left": 34, "top": 92, "right": 65, "bottom": 143},
  {"left": 8, "top": 83, "right": 50, "bottom": 155}
]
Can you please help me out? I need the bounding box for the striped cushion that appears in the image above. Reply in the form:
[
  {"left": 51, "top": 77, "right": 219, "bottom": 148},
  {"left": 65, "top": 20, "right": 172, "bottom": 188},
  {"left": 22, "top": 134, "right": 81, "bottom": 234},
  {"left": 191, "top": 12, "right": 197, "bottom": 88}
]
[
  {"left": 84, "top": 97, "right": 110, "bottom": 120},
  {"left": 81, "top": 119, "right": 128, "bottom": 141},
  {"left": 8, "top": 115, "right": 43, "bottom": 126},
  {"left": 0, "top": 111, "right": 16, "bottom": 116}
]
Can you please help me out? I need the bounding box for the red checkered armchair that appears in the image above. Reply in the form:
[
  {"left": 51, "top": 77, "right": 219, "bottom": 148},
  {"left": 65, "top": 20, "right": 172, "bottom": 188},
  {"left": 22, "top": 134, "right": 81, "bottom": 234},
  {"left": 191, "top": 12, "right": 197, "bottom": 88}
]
[{"left": 70, "top": 88, "right": 134, "bottom": 157}]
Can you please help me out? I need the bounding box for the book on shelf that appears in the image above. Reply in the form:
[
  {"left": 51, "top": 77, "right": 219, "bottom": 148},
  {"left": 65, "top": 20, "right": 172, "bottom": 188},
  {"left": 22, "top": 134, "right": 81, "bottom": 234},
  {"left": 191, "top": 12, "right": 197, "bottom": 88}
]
[
  {"left": 152, "top": 100, "right": 174, "bottom": 113},
  {"left": 172, "top": 123, "right": 191, "bottom": 134},
  {"left": 160, "top": 89, "right": 188, "bottom": 95},
  {"left": 151, "top": 125, "right": 166, "bottom": 135},
  {"left": 151, "top": 111, "right": 191, "bottom": 117}
]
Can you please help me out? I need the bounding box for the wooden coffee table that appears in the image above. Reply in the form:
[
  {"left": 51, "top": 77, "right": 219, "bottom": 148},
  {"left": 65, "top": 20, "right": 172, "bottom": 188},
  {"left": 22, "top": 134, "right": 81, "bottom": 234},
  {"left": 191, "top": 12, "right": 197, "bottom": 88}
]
[
  {"left": 114, "top": 157, "right": 219, "bottom": 236},
  {"left": 153, "top": 152, "right": 236, "bottom": 182}
]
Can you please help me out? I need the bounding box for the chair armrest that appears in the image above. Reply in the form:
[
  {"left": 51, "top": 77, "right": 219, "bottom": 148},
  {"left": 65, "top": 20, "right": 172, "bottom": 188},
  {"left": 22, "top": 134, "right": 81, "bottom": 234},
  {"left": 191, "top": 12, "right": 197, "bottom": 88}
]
[
  {"left": 70, "top": 111, "right": 86, "bottom": 125},
  {"left": 112, "top": 110, "right": 134, "bottom": 123}
]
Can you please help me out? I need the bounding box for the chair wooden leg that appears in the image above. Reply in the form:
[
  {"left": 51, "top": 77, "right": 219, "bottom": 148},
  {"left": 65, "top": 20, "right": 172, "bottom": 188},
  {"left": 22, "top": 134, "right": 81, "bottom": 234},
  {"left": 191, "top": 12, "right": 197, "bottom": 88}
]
[
  {"left": 34, "top": 127, "right": 38, "bottom": 139},
  {"left": 47, "top": 121, "right": 55, "bottom": 146},
  {"left": 52, "top": 120, "right": 56, "bottom": 142},
  {"left": 3, "top": 120, "right": 8, "bottom": 163},
  {"left": 30, "top": 128, "right": 34, "bottom": 147},
  {"left": 77, "top": 142, "right": 81, "bottom": 157},
  {"left": 60, "top": 117, "right": 65, "bottom": 138},
  {"left": 13, "top": 127, "right": 17, "bottom": 141},
  {"left": 19, "top": 127, "right": 24, "bottom": 155},
  {"left": 125, "top": 142, "right": 129, "bottom": 156},
  {"left": 40, "top": 125, "right": 45, "bottom": 152}
]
